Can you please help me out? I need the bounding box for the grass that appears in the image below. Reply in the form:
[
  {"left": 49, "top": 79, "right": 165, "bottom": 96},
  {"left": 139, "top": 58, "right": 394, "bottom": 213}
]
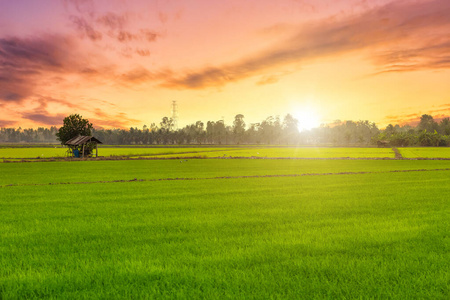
[
  {"left": 5, "top": 146, "right": 450, "bottom": 160},
  {"left": 0, "top": 147, "right": 239, "bottom": 159},
  {"left": 0, "top": 147, "right": 68, "bottom": 159},
  {"left": 3, "top": 159, "right": 450, "bottom": 187},
  {"left": 1, "top": 159, "right": 449, "bottom": 298},
  {"left": 398, "top": 147, "right": 450, "bottom": 158},
  {"left": 0, "top": 146, "right": 395, "bottom": 159},
  {"left": 154, "top": 147, "right": 395, "bottom": 158}
]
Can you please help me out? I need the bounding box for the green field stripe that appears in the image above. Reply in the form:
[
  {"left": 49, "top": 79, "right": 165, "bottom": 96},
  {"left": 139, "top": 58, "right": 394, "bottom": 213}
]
[{"left": 3, "top": 167, "right": 450, "bottom": 188}]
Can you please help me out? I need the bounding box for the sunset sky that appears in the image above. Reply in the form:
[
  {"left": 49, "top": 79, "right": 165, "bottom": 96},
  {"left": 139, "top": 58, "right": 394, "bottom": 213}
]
[{"left": 1, "top": 0, "right": 450, "bottom": 129}]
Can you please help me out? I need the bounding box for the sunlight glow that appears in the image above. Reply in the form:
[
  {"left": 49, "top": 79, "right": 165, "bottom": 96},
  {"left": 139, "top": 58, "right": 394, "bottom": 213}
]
[{"left": 293, "top": 109, "right": 322, "bottom": 131}]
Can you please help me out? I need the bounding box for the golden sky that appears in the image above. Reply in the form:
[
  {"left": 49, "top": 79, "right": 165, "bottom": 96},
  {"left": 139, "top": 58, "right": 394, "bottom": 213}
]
[{"left": 1, "top": 0, "right": 450, "bottom": 129}]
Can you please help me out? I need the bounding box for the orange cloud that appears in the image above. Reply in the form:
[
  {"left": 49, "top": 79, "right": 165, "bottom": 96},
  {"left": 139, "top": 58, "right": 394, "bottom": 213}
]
[
  {"left": 385, "top": 106, "right": 450, "bottom": 126},
  {"left": 161, "top": 0, "right": 450, "bottom": 89},
  {"left": 90, "top": 111, "right": 141, "bottom": 129},
  {"left": 0, "top": 119, "right": 17, "bottom": 127}
]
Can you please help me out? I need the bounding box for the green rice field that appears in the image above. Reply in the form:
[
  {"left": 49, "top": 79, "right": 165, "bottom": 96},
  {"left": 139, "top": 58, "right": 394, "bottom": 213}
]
[
  {"left": 5, "top": 146, "right": 450, "bottom": 160},
  {"left": 0, "top": 146, "right": 397, "bottom": 160},
  {"left": 0, "top": 147, "right": 236, "bottom": 159},
  {"left": 399, "top": 147, "right": 450, "bottom": 158},
  {"left": 1, "top": 147, "right": 449, "bottom": 298},
  {"left": 157, "top": 147, "right": 396, "bottom": 159}
]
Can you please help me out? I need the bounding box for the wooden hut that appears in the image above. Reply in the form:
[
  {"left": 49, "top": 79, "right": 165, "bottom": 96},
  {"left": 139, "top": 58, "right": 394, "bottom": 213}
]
[
  {"left": 65, "top": 136, "right": 103, "bottom": 158},
  {"left": 377, "top": 140, "right": 390, "bottom": 148}
]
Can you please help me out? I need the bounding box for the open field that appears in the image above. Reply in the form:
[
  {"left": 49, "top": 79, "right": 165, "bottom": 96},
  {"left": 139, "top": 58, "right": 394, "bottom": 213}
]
[
  {"left": 0, "top": 146, "right": 397, "bottom": 161},
  {"left": 6, "top": 146, "right": 450, "bottom": 160},
  {"left": 156, "top": 147, "right": 396, "bottom": 159},
  {"left": 1, "top": 157, "right": 449, "bottom": 298},
  {"left": 3, "top": 159, "right": 450, "bottom": 187},
  {"left": 399, "top": 147, "right": 450, "bottom": 158},
  {"left": 0, "top": 147, "right": 238, "bottom": 160}
]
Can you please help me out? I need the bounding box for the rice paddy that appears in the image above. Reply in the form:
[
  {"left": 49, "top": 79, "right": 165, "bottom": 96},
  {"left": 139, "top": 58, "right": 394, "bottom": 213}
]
[
  {"left": 4, "top": 146, "right": 450, "bottom": 160},
  {"left": 398, "top": 147, "right": 450, "bottom": 158},
  {"left": 1, "top": 146, "right": 449, "bottom": 299}
]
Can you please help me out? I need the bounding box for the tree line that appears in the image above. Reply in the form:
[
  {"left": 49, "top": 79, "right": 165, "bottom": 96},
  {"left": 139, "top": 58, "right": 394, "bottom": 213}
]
[{"left": 1, "top": 114, "right": 450, "bottom": 146}]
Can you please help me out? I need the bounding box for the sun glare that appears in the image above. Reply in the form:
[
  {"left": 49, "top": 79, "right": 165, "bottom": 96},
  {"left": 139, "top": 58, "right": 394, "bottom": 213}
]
[{"left": 294, "top": 109, "right": 321, "bottom": 131}]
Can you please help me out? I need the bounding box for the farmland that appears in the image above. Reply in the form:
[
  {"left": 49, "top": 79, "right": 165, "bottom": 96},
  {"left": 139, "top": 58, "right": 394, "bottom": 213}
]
[
  {"left": 6, "top": 145, "right": 450, "bottom": 160},
  {"left": 398, "top": 147, "right": 450, "bottom": 158},
  {"left": 1, "top": 147, "right": 449, "bottom": 298}
]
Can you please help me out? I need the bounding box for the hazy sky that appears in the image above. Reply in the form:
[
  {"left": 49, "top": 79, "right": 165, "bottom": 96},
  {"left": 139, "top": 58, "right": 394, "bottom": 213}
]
[{"left": 1, "top": 0, "right": 450, "bottom": 129}]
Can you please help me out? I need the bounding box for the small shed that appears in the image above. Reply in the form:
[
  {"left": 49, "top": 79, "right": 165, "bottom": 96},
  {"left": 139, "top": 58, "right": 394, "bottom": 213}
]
[
  {"left": 65, "top": 136, "right": 103, "bottom": 158},
  {"left": 377, "top": 140, "right": 390, "bottom": 148}
]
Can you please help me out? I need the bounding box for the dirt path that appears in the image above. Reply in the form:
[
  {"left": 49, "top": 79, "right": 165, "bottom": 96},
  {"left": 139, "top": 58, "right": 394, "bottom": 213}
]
[{"left": 392, "top": 147, "right": 403, "bottom": 159}]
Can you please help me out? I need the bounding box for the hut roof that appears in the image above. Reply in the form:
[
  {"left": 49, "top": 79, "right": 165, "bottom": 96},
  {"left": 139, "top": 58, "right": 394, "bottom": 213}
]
[{"left": 65, "top": 136, "right": 103, "bottom": 146}]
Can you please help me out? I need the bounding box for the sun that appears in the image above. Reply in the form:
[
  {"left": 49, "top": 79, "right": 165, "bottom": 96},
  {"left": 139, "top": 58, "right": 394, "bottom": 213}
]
[{"left": 293, "top": 109, "right": 322, "bottom": 131}]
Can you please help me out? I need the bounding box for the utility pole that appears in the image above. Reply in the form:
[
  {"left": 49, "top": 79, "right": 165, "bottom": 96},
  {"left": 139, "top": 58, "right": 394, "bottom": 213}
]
[{"left": 171, "top": 100, "right": 178, "bottom": 130}]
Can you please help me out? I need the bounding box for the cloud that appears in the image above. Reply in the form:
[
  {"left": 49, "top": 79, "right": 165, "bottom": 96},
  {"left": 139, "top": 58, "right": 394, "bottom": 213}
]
[
  {"left": 37, "top": 96, "right": 83, "bottom": 110},
  {"left": 373, "top": 41, "right": 450, "bottom": 74},
  {"left": 0, "top": 35, "right": 78, "bottom": 103},
  {"left": 0, "top": 35, "right": 73, "bottom": 70},
  {"left": 19, "top": 96, "right": 84, "bottom": 126},
  {"left": 0, "top": 72, "right": 35, "bottom": 102},
  {"left": 121, "top": 67, "right": 154, "bottom": 84},
  {"left": 256, "top": 75, "right": 280, "bottom": 86},
  {"left": 140, "top": 29, "right": 159, "bottom": 42},
  {"left": 67, "top": 10, "right": 160, "bottom": 57},
  {"left": 120, "top": 67, "right": 172, "bottom": 86},
  {"left": 114, "top": 29, "right": 160, "bottom": 43},
  {"left": 90, "top": 111, "right": 141, "bottom": 129},
  {"left": 385, "top": 106, "right": 450, "bottom": 126},
  {"left": 96, "top": 12, "right": 127, "bottom": 30},
  {"left": 16, "top": 96, "right": 139, "bottom": 128},
  {"left": 68, "top": 8, "right": 160, "bottom": 43},
  {"left": 21, "top": 112, "right": 67, "bottom": 126},
  {"left": 70, "top": 16, "right": 103, "bottom": 41},
  {"left": 256, "top": 71, "right": 292, "bottom": 86},
  {"left": 0, "top": 31, "right": 160, "bottom": 106},
  {"left": 135, "top": 49, "right": 151, "bottom": 56},
  {"left": 161, "top": 0, "right": 450, "bottom": 89},
  {"left": 0, "top": 119, "right": 17, "bottom": 127},
  {"left": 63, "top": 0, "right": 94, "bottom": 14}
]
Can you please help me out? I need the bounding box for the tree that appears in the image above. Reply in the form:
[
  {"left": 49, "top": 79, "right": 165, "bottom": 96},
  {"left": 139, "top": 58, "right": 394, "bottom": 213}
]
[
  {"left": 233, "top": 114, "right": 246, "bottom": 144},
  {"left": 282, "top": 114, "right": 299, "bottom": 144},
  {"left": 56, "top": 114, "right": 93, "bottom": 145},
  {"left": 439, "top": 117, "right": 450, "bottom": 135},
  {"left": 417, "top": 114, "right": 437, "bottom": 132}
]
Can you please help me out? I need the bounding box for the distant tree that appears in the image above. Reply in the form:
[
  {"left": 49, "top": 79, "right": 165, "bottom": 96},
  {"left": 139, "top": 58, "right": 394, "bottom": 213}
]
[
  {"left": 439, "top": 117, "right": 450, "bottom": 135},
  {"left": 282, "top": 114, "right": 299, "bottom": 144},
  {"left": 385, "top": 124, "right": 396, "bottom": 135},
  {"left": 259, "top": 116, "right": 275, "bottom": 144},
  {"left": 56, "top": 114, "right": 93, "bottom": 145},
  {"left": 233, "top": 114, "right": 246, "bottom": 144},
  {"left": 214, "top": 120, "right": 227, "bottom": 144},
  {"left": 247, "top": 123, "right": 260, "bottom": 144},
  {"left": 160, "top": 117, "right": 174, "bottom": 132},
  {"left": 417, "top": 114, "right": 437, "bottom": 132}
]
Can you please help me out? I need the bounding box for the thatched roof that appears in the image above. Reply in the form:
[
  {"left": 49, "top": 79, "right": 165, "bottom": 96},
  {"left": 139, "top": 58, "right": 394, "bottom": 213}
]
[{"left": 65, "top": 136, "right": 103, "bottom": 146}]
